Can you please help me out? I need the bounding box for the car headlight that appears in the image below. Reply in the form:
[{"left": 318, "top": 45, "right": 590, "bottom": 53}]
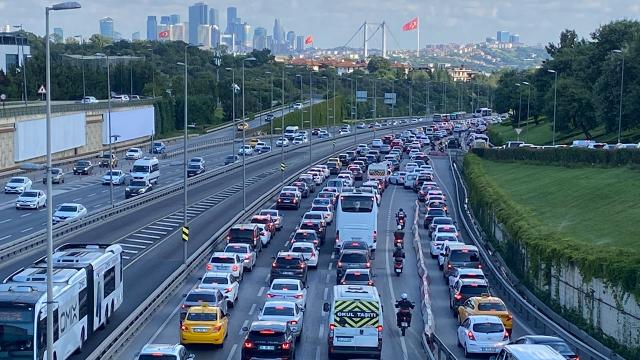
[{"left": 125, "top": 187, "right": 130, "bottom": 192}]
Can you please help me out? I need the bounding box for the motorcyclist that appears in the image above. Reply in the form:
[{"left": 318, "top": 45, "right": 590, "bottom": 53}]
[
  {"left": 393, "top": 243, "right": 405, "bottom": 260},
  {"left": 395, "top": 293, "right": 415, "bottom": 327},
  {"left": 396, "top": 208, "right": 406, "bottom": 223},
  {"left": 394, "top": 225, "right": 405, "bottom": 247}
]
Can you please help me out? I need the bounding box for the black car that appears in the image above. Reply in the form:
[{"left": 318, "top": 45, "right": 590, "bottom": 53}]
[
  {"left": 298, "top": 221, "right": 325, "bottom": 244},
  {"left": 327, "top": 162, "right": 340, "bottom": 175},
  {"left": 187, "top": 164, "right": 205, "bottom": 177},
  {"left": 241, "top": 321, "right": 296, "bottom": 360},
  {"left": 512, "top": 336, "right": 579, "bottom": 360},
  {"left": 73, "top": 160, "right": 93, "bottom": 175},
  {"left": 225, "top": 155, "right": 239, "bottom": 165},
  {"left": 339, "top": 240, "right": 371, "bottom": 258},
  {"left": 424, "top": 208, "right": 447, "bottom": 228},
  {"left": 311, "top": 128, "right": 321, "bottom": 135},
  {"left": 276, "top": 192, "right": 300, "bottom": 210},
  {"left": 270, "top": 252, "right": 308, "bottom": 284},
  {"left": 338, "top": 154, "right": 349, "bottom": 165},
  {"left": 336, "top": 250, "right": 371, "bottom": 284},
  {"left": 125, "top": 179, "right": 152, "bottom": 199},
  {"left": 97, "top": 153, "right": 118, "bottom": 168},
  {"left": 447, "top": 138, "right": 461, "bottom": 149}
]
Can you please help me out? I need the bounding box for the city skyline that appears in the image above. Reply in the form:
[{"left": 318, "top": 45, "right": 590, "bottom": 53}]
[{"left": 2, "top": 1, "right": 638, "bottom": 48}]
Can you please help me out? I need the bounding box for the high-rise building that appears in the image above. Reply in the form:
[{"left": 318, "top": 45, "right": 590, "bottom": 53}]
[
  {"left": 226, "top": 7, "right": 237, "bottom": 34},
  {"left": 160, "top": 16, "right": 171, "bottom": 25},
  {"left": 99, "top": 17, "right": 114, "bottom": 40},
  {"left": 170, "top": 14, "right": 180, "bottom": 25},
  {"left": 266, "top": 35, "right": 273, "bottom": 51},
  {"left": 242, "top": 23, "right": 252, "bottom": 50},
  {"left": 286, "top": 31, "right": 295, "bottom": 50},
  {"left": 188, "top": 2, "right": 208, "bottom": 45},
  {"left": 113, "top": 31, "right": 122, "bottom": 42},
  {"left": 170, "top": 23, "right": 186, "bottom": 42},
  {"left": 132, "top": 31, "right": 141, "bottom": 41},
  {"left": 147, "top": 16, "right": 157, "bottom": 40},
  {"left": 233, "top": 22, "right": 244, "bottom": 47},
  {"left": 273, "top": 18, "right": 284, "bottom": 45},
  {"left": 253, "top": 27, "right": 267, "bottom": 50},
  {"left": 198, "top": 24, "right": 212, "bottom": 47},
  {"left": 295, "top": 35, "right": 304, "bottom": 53},
  {"left": 53, "top": 27, "right": 64, "bottom": 43},
  {"left": 209, "top": 8, "right": 219, "bottom": 27},
  {"left": 509, "top": 34, "right": 520, "bottom": 44},
  {"left": 497, "top": 31, "right": 510, "bottom": 43},
  {"left": 157, "top": 24, "right": 169, "bottom": 41}
]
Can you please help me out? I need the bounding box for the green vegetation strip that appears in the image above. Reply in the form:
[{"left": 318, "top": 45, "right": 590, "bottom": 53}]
[
  {"left": 471, "top": 147, "right": 640, "bottom": 168},
  {"left": 463, "top": 154, "right": 640, "bottom": 299}
]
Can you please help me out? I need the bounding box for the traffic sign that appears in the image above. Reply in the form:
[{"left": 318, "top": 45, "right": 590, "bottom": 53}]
[
  {"left": 515, "top": 128, "right": 522, "bottom": 135},
  {"left": 280, "top": 162, "right": 287, "bottom": 172},
  {"left": 181, "top": 226, "right": 189, "bottom": 242},
  {"left": 37, "top": 85, "right": 46, "bottom": 94}
]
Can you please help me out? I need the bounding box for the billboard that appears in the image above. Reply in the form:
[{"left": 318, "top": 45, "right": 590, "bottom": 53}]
[
  {"left": 14, "top": 113, "right": 86, "bottom": 162},
  {"left": 356, "top": 90, "right": 368, "bottom": 103},
  {"left": 384, "top": 92, "right": 397, "bottom": 105},
  {"left": 102, "top": 107, "right": 155, "bottom": 144}
]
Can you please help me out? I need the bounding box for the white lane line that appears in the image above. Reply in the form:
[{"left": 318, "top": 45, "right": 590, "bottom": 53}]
[
  {"left": 264, "top": 274, "right": 270, "bottom": 283},
  {"left": 239, "top": 320, "right": 249, "bottom": 335},
  {"left": 162, "top": 218, "right": 183, "bottom": 223},
  {"left": 20, "top": 213, "right": 32, "bottom": 218},
  {"left": 0, "top": 219, "right": 11, "bottom": 224},
  {"left": 0, "top": 235, "right": 12, "bottom": 241},
  {"left": 72, "top": 198, "right": 82, "bottom": 201},
  {"left": 21, "top": 227, "right": 33, "bottom": 233},
  {"left": 155, "top": 221, "right": 178, "bottom": 226},
  {"left": 328, "top": 262, "right": 333, "bottom": 270},
  {"left": 323, "top": 287, "right": 329, "bottom": 301},
  {"left": 147, "top": 295, "right": 183, "bottom": 343},
  {"left": 87, "top": 193, "right": 96, "bottom": 197},
  {"left": 126, "top": 239, "right": 154, "bottom": 244},
  {"left": 248, "top": 304, "right": 257, "bottom": 315},
  {"left": 315, "top": 346, "right": 321, "bottom": 360},
  {"left": 226, "top": 344, "right": 238, "bottom": 360},
  {"left": 325, "top": 274, "right": 330, "bottom": 283},
  {"left": 190, "top": 205, "right": 209, "bottom": 211},
  {"left": 149, "top": 225, "right": 173, "bottom": 230},
  {"left": 122, "top": 256, "right": 130, "bottom": 259},
  {"left": 140, "top": 229, "right": 167, "bottom": 235},
  {"left": 330, "top": 253, "right": 335, "bottom": 260},
  {"left": 122, "top": 249, "right": 138, "bottom": 254},
  {"left": 318, "top": 324, "right": 324, "bottom": 339},
  {"left": 133, "top": 233, "right": 161, "bottom": 239},
  {"left": 120, "top": 243, "right": 146, "bottom": 249},
  {"left": 257, "top": 286, "right": 265, "bottom": 297}
]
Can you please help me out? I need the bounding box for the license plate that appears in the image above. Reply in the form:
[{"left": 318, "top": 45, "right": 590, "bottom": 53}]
[
  {"left": 259, "top": 345, "right": 275, "bottom": 350},
  {"left": 336, "top": 336, "right": 352, "bottom": 343},
  {"left": 282, "top": 271, "right": 294, "bottom": 275},
  {"left": 401, "top": 322, "right": 408, "bottom": 327},
  {"left": 193, "top": 327, "right": 208, "bottom": 333},
  {"left": 482, "top": 347, "right": 496, "bottom": 352},
  {"left": 215, "top": 265, "right": 227, "bottom": 270}
]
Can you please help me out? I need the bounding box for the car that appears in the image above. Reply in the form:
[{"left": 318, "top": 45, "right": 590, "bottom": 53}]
[
  {"left": 292, "top": 135, "right": 307, "bottom": 144},
  {"left": 276, "top": 137, "right": 290, "bottom": 147},
  {"left": 241, "top": 321, "right": 297, "bottom": 360},
  {"left": 259, "top": 145, "right": 272, "bottom": 153},
  {"left": 340, "top": 268, "right": 375, "bottom": 286},
  {"left": 15, "top": 190, "right": 47, "bottom": 210},
  {"left": 291, "top": 181, "right": 310, "bottom": 198},
  {"left": 206, "top": 252, "right": 244, "bottom": 280},
  {"left": 457, "top": 315, "right": 509, "bottom": 357},
  {"left": 101, "top": 170, "right": 126, "bottom": 185},
  {"left": 112, "top": 94, "right": 129, "bottom": 101},
  {"left": 125, "top": 147, "right": 144, "bottom": 160},
  {"left": 339, "top": 128, "right": 350, "bottom": 135},
  {"left": 189, "top": 157, "right": 205, "bottom": 167},
  {"left": 270, "top": 252, "right": 308, "bottom": 284},
  {"left": 152, "top": 141, "right": 166, "bottom": 154},
  {"left": 290, "top": 229, "right": 320, "bottom": 247},
  {"left": 512, "top": 335, "right": 579, "bottom": 359},
  {"left": 254, "top": 223, "right": 273, "bottom": 248},
  {"left": 42, "top": 168, "right": 64, "bottom": 184},
  {"left": 238, "top": 145, "right": 254, "bottom": 156},
  {"left": 258, "top": 301, "right": 305, "bottom": 337},
  {"left": 187, "top": 164, "right": 205, "bottom": 177},
  {"left": 339, "top": 240, "right": 372, "bottom": 258},
  {"left": 266, "top": 279, "right": 308, "bottom": 308},
  {"left": 180, "top": 304, "right": 229, "bottom": 346},
  {"left": 249, "top": 138, "right": 261, "bottom": 148},
  {"left": 224, "top": 154, "right": 240, "bottom": 165},
  {"left": 297, "top": 222, "right": 325, "bottom": 244},
  {"left": 356, "top": 122, "right": 366, "bottom": 129},
  {"left": 276, "top": 191, "right": 301, "bottom": 210},
  {"left": 237, "top": 122, "right": 249, "bottom": 131},
  {"left": 250, "top": 214, "right": 277, "bottom": 234},
  {"left": 136, "top": 344, "right": 194, "bottom": 360},
  {"left": 198, "top": 271, "right": 240, "bottom": 306},
  {"left": 431, "top": 225, "right": 459, "bottom": 241},
  {"left": 429, "top": 216, "right": 455, "bottom": 234},
  {"left": 430, "top": 233, "right": 461, "bottom": 258},
  {"left": 259, "top": 209, "right": 283, "bottom": 230},
  {"left": 424, "top": 208, "right": 447, "bottom": 228},
  {"left": 224, "top": 243, "right": 257, "bottom": 271},
  {"left": 52, "top": 203, "right": 87, "bottom": 224},
  {"left": 336, "top": 250, "right": 371, "bottom": 284},
  {"left": 301, "top": 211, "right": 327, "bottom": 230},
  {"left": 80, "top": 96, "right": 98, "bottom": 103},
  {"left": 4, "top": 176, "right": 33, "bottom": 194},
  {"left": 450, "top": 278, "right": 491, "bottom": 314},
  {"left": 443, "top": 245, "right": 482, "bottom": 277},
  {"left": 457, "top": 295, "right": 512, "bottom": 334},
  {"left": 318, "top": 130, "right": 330, "bottom": 138},
  {"left": 297, "top": 174, "right": 316, "bottom": 193},
  {"left": 125, "top": 179, "right": 152, "bottom": 199},
  {"left": 347, "top": 165, "right": 364, "bottom": 181},
  {"left": 97, "top": 152, "right": 118, "bottom": 168},
  {"left": 72, "top": 160, "right": 93, "bottom": 175},
  {"left": 292, "top": 102, "right": 303, "bottom": 109},
  {"left": 389, "top": 171, "right": 407, "bottom": 185},
  {"left": 309, "top": 204, "right": 333, "bottom": 224},
  {"left": 289, "top": 242, "right": 319, "bottom": 268},
  {"left": 180, "top": 288, "right": 228, "bottom": 322}
]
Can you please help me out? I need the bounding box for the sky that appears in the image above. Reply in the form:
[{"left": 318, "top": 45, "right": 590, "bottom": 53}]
[{"left": 2, "top": 0, "right": 639, "bottom": 49}]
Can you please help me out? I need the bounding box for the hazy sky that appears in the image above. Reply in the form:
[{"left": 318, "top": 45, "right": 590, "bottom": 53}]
[{"left": 3, "top": 0, "right": 638, "bottom": 48}]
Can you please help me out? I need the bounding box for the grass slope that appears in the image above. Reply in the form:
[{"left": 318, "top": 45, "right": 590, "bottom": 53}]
[{"left": 491, "top": 121, "right": 640, "bottom": 146}]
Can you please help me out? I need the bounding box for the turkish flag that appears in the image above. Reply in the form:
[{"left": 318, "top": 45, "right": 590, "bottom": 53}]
[
  {"left": 402, "top": 17, "right": 419, "bottom": 31},
  {"left": 304, "top": 35, "right": 313, "bottom": 45},
  {"left": 158, "top": 30, "right": 170, "bottom": 38}
]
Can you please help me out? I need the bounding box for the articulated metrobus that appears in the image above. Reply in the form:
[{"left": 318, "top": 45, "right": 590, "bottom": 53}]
[
  {"left": 335, "top": 190, "right": 379, "bottom": 253},
  {"left": 0, "top": 244, "right": 122, "bottom": 360}
]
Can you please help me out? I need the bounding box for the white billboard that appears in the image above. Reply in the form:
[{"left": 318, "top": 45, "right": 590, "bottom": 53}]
[
  {"left": 102, "top": 107, "right": 155, "bottom": 144},
  {"left": 14, "top": 113, "right": 86, "bottom": 162}
]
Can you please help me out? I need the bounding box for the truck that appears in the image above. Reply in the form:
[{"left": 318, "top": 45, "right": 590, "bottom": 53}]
[
  {"left": 284, "top": 126, "right": 300, "bottom": 140},
  {"left": 366, "top": 163, "right": 390, "bottom": 185}
]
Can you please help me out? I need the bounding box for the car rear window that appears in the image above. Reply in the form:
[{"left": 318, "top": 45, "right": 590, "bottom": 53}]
[
  {"left": 185, "top": 293, "right": 217, "bottom": 303},
  {"left": 276, "top": 256, "right": 302, "bottom": 266},
  {"left": 340, "top": 253, "right": 367, "bottom": 263},
  {"left": 263, "top": 306, "right": 295, "bottom": 316},
  {"left": 224, "top": 246, "right": 248, "bottom": 254},
  {"left": 186, "top": 312, "right": 217, "bottom": 321},
  {"left": 304, "top": 213, "right": 323, "bottom": 220},
  {"left": 211, "top": 256, "right": 235, "bottom": 264},
  {"left": 248, "top": 331, "right": 286, "bottom": 343},
  {"left": 294, "top": 232, "right": 317, "bottom": 241},
  {"left": 202, "top": 276, "right": 229, "bottom": 285},
  {"left": 311, "top": 206, "right": 327, "bottom": 212},
  {"left": 138, "top": 355, "right": 176, "bottom": 360},
  {"left": 58, "top": 205, "right": 78, "bottom": 212},
  {"left": 472, "top": 322, "right": 503, "bottom": 333},
  {"left": 433, "top": 218, "right": 453, "bottom": 225},
  {"left": 291, "top": 246, "right": 313, "bottom": 253},
  {"left": 344, "top": 272, "right": 370, "bottom": 281},
  {"left": 477, "top": 302, "right": 506, "bottom": 311},
  {"left": 450, "top": 250, "right": 480, "bottom": 262},
  {"left": 461, "top": 284, "right": 489, "bottom": 296},
  {"left": 229, "top": 228, "right": 255, "bottom": 240},
  {"left": 271, "top": 283, "right": 299, "bottom": 291}
]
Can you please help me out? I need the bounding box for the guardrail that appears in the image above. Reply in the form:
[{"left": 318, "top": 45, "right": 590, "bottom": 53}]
[
  {"left": 448, "top": 158, "right": 616, "bottom": 360},
  {"left": 0, "top": 98, "right": 157, "bottom": 118}
]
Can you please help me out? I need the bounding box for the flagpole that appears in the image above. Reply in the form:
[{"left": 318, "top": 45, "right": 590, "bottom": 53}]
[{"left": 417, "top": 17, "right": 420, "bottom": 57}]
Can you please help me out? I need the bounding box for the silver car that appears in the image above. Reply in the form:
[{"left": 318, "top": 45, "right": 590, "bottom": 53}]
[
  {"left": 258, "top": 300, "right": 305, "bottom": 336},
  {"left": 43, "top": 168, "right": 64, "bottom": 184},
  {"left": 102, "top": 170, "right": 126, "bottom": 185}
]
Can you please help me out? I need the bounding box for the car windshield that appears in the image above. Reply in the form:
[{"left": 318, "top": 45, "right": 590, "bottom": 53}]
[
  {"left": 185, "top": 293, "right": 217, "bottom": 303},
  {"left": 461, "top": 284, "right": 489, "bottom": 296},
  {"left": 344, "top": 272, "right": 370, "bottom": 281},
  {"left": 263, "top": 306, "right": 295, "bottom": 316},
  {"left": 58, "top": 205, "right": 78, "bottom": 212},
  {"left": 211, "top": 256, "right": 235, "bottom": 264},
  {"left": 340, "top": 253, "right": 367, "bottom": 263},
  {"left": 340, "top": 195, "right": 374, "bottom": 212},
  {"left": 271, "top": 282, "right": 299, "bottom": 291},
  {"left": 188, "top": 164, "right": 201, "bottom": 170},
  {"left": 450, "top": 250, "right": 480, "bottom": 262},
  {"left": 472, "top": 322, "right": 503, "bottom": 333},
  {"left": 9, "top": 178, "right": 26, "bottom": 183},
  {"left": 202, "top": 276, "right": 229, "bottom": 284},
  {"left": 130, "top": 181, "right": 147, "bottom": 187},
  {"left": 20, "top": 192, "right": 37, "bottom": 198},
  {"left": 291, "top": 246, "right": 313, "bottom": 253},
  {"left": 279, "top": 193, "right": 295, "bottom": 199},
  {"left": 76, "top": 161, "right": 89, "bottom": 166},
  {"left": 186, "top": 312, "right": 217, "bottom": 321},
  {"left": 132, "top": 165, "right": 150, "bottom": 173},
  {"left": 477, "top": 302, "right": 507, "bottom": 311}
]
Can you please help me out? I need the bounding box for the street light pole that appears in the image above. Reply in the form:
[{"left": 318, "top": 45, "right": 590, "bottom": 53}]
[
  {"left": 45, "top": 5, "right": 81, "bottom": 360},
  {"left": 613, "top": 49, "right": 625, "bottom": 144},
  {"left": 548, "top": 69, "right": 558, "bottom": 146},
  {"left": 241, "top": 57, "right": 256, "bottom": 211},
  {"left": 296, "top": 74, "right": 303, "bottom": 130},
  {"left": 391, "top": 80, "right": 395, "bottom": 118},
  {"left": 522, "top": 81, "right": 531, "bottom": 134},
  {"left": 178, "top": 45, "right": 189, "bottom": 264},
  {"left": 354, "top": 77, "right": 359, "bottom": 143},
  {"left": 266, "top": 71, "right": 274, "bottom": 148},
  {"left": 281, "top": 65, "right": 286, "bottom": 186},
  {"left": 106, "top": 56, "right": 114, "bottom": 207},
  {"left": 332, "top": 77, "right": 336, "bottom": 132},
  {"left": 309, "top": 71, "right": 313, "bottom": 166},
  {"left": 425, "top": 80, "right": 430, "bottom": 118},
  {"left": 226, "top": 67, "right": 236, "bottom": 156}
]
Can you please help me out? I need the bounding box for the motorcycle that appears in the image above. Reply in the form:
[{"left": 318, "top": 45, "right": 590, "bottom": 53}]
[
  {"left": 397, "top": 217, "right": 406, "bottom": 230},
  {"left": 394, "top": 232, "right": 404, "bottom": 248},
  {"left": 394, "top": 257, "right": 404, "bottom": 276},
  {"left": 397, "top": 309, "right": 412, "bottom": 336}
]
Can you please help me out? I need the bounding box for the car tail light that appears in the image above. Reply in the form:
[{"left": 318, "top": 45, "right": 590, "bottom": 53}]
[
  {"left": 225, "top": 287, "right": 233, "bottom": 293},
  {"left": 478, "top": 264, "right": 482, "bottom": 269},
  {"left": 454, "top": 293, "right": 462, "bottom": 300},
  {"left": 294, "top": 294, "right": 303, "bottom": 299},
  {"left": 365, "top": 262, "right": 371, "bottom": 268},
  {"left": 337, "top": 262, "right": 343, "bottom": 268},
  {"left": 281, "top": 341, "right": 291, "bottom": 350},
  {"left": 244, "top": 254, "right": 251, "bottom": 260},
  {"left": 310, "top": 252, "right": 315, "bottom": 258},
  {"left": 288, "top": 320, "right": 298, "bottom": 325},
  {"left": 272, "top": 262, "right": 278, "bottom": 268},
  {"left": 377, "top": 325, "right": 383, "bottom": 339},
  {"left": 368, "top": 280, "right": 374, "bottom": 286},
  {"left": 507, "top": 314, "right": 513, "bottom": 320},
  {"left": 243, "top": 340, "right": 254, "bottom": 348},
  {"left": 232, "top": 264, "right": 239, "bottom": 271},
  {"left": 299, "top": 262, "right": 306, "bottom": 269},
  {"left": 278, "top": 198, "right": 282, "bottom": 202},
  {"left": 447, "top": 264, "right": 452, "bottom": 269},
  {"left": 206, "top": 264, "right": 212, "bottom": 271},
  {"left": 329, "top": 323, "right": 335, "bottom": 337},
  {"left": 467, "top": 331, "right": 476, "bottom": 341},
  {"left": 293, "top": 198, "right": 297, "bottom": 203},
  {"left": 502, "top": 331, "right": 509, "bottom": 340},
  {"left": 212, "top": 324, "right": 222, "bottom": 332},
  {"left": 267, "top": 293, "right": 275, "bottom": 298}
]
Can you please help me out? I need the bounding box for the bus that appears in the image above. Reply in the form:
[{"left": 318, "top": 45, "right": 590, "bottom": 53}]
[
  {"left": 0, "top": 244, "right": 123, "bottom": 360},
  {"left": 335, "top": 190, "right": 379, "bottom": 253},
  {"left": 474, "top": 108, "right": 492, "bottom": 118}
]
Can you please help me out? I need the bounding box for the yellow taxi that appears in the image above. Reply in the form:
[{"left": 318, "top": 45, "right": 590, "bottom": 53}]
[
  {"left": 180, "top": 304, "right": 229, "bottom": 345},
  {"left": 457, "top": 295, "right": 513, "bottom": 334},
  {"left": 249, "top": 138, "right": 261, "bottom": 147},
  {"left": 327, "top": 157, "right": 342, "bottom": 167},
  {"left": 237, "top": 122, "right": 249, "bottom": 131}
]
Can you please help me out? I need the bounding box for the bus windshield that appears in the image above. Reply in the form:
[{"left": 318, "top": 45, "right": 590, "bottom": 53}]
[
  {"left": 132, "top": 165, "right": 150, "bottom": 173},
  {"left": 0, "top": 303, "right": 35, "bottom": 359},
  {"left": 340, "top": 195, "right": 374, "bottom": 213}
]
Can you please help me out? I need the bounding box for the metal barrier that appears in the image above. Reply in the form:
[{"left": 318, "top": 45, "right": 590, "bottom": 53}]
[{"left": 0, "top": 98, "right": 156, "bottom": 118}]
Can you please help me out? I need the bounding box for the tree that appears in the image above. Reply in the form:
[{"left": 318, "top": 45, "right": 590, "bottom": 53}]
[
  {"left": 545, "top": 78, "right": 597, "bottom": 137},
  {"left": 88, "top": 34, "right": 112, "bottom": 48},
  {"left": 367, "top": 56, "right": 391, "bottom": 74}
]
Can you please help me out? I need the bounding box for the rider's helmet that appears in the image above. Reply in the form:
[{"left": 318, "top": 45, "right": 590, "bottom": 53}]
[
  {"left": 397, "top": 225, "right": 402, "bottom": 231},
  {"left": 399, "top": 208, "right": 404, "bottom": 212},
  {"left": 401, "top": 293, "right": 408, "bottom": 300}
]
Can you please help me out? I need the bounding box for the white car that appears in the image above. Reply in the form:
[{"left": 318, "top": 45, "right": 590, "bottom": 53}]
[
  {"left": 254, "top": 141, "right": 267, "bottom": 151},
  {"left": 336, "top": 174, "right": 353, "bottom": 187},
  {"left": 292, "top": 136, "right": 308, "bottom": 145},
  {"left": 206, "top": 252, "right": 244, "bottom": 280},
  {"left": 289, "top": 242, "right": 319, "bottom": 268},
  {"left": 125, "top": 147, "right": 143, "bottom": 160},
  {"left": 404, "top": 163, "right": 418, "bottom": 173},
  {"left": 238, "top": 145, "right": 254, "bottom": 156},
  {"left": 254, "top": 223, "right": 272, "bottom": 247},
  {"left": 101, "top": 170, "right": 126, "bottom": 185},
  {"left": 448, "top": 268, "right": 487, "bottom": 288},
  {"left": 266, "top": 278, "right": 307, "bottom": 308},
  {"left": 309, "top": 204, "right": 333, "bottom": 224},
  {"left": 457, "top": 315, "right": 510, "bottom": 356},
  {"left": 318, "top": 130, "right": 330, "bottom": 138},
  {"left": 80, "top": 96, "right": 98, "bottom": 104},
  {"left": 188, "top": 157, "right": 205, "bottom": 167},
  {"left": 431, "top": 225, "right": 460, "bottom": 241},
  {"left": 314, "top": 165, "right": 330, "bottom": 177},
  {"left": 275, "top": 138, "right": 290, "bottom": 147},
  {"left": 339, "top": 129, "right": 350, "bottom": 135},
  {"left": 4, "top": 177, "right": 32, "bottom": 194},
  {"left": 259, "top": 209, "right": 283, "bottom": 230},
  {"left": 223, "top": 243, "right": 256, "bottom": 271},
  {"left": 302, "top": 211, "right": 327, "bottom": 228},
  {"left": 307, "top": 169, "right": 326, "bottom": 183},
  {"left": 258, "top": 300, "right": 305, "bottom": 336},
  {"left": 430, "top": 233, "right": 460, "bottom": 258},
  {"left": 52, "top": 203, "right": 87, "bottom": 224},
  {"left": 198, "top": 271, "right": 240, "bottom": 306},
  {"left": 15, "top": 190, "right": 47, "bottom": 210}
]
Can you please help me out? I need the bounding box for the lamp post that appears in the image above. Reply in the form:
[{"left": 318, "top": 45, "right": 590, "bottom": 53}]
[
  {"left": 548, "top": 69, "right": 558, "bottom": 146},
  {"left": 45, "top": 5, "right": 81, "bottom": 360},
  {"left": 177, "top": 45, "right": 190, "bottom": 264},
  {"left": 296, "top": 74, "right": 303, "bottom": 129},
  {"left": 95, "top": 52, "right": 115, "bottom": 207},
  {"left": 442, "top": 81, "right": 447, "bottom": 114},
  {"left": 13, "top": 25, "right": 28, "bottom": 106},
  {"left": 332, "top": 76, "right": 336, "bottom": 132},
  {"left": 522, "top": 81, "right": 531, "bottom": 134},
  {"left": 266, "top": 71, "right": 274, "bottom": 148},
  {"left": 391, "top": 79, "right": 396, "bottom": 118},
  {"left": 408, "top": 80, "right": 413, "bottom": 117},
  {"left": 280, "top": 65, "right": 286, "bottom": 185},
  {"left": 225, "top": 67, "right": 236, "bottom": 156},
  {"left": 612, "top": 49, "right": 624, "bottom": 144},
  {"left": 241, "top": 57, "right": 257, "bottom": 211},
  {"left": 355, "top": 76, "right": 360, "bottom": 143},
  {"left": 515, "top": 83, "right": 522, "bottom": 131},
  {"left": 425, "top": 79, "right": 430, "bottom": 118},
  {"left": 322, "top": 76, "right": 329, "bottom": 132}
]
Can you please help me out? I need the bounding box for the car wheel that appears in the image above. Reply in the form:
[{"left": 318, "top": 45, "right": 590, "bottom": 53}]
[{"left": 464, "top": 345, "right": 470, "bottom": 358}]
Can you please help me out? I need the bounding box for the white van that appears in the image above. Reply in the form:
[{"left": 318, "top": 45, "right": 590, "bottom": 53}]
[
  {"left": 284, "top": 125, "right": 300, "bottom": 139},
  {"left": 323, "top": 285, "right": 383, "bottom": 359},
  {"left": 130, "top": 157, "right": 160, "bottom": 184}
]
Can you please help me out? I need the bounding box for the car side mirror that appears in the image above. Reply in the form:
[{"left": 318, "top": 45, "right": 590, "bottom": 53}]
[
  {"left": 241, "top": 326, "right": 249, "bottom": 332},
  {"left": 198, "top": 277, "right": 203, "bottom": 280},
  {"left": 187, "top": 354, "right": 196, "bottom": 360},
  {"left": 323, "top": 303, "right": 330, "bottom": 312}
]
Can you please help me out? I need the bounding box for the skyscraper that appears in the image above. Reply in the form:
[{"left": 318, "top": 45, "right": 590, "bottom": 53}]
[
  {"left": 286, "top": 31, "right": 295, "bottom": 50},
  {"left": 188, "top": 2, "right": 208, "bottom": 45},
  {"left": 211, "top": 25, "right": 221, "bottom": 47},
  {"left": 509, "top": 34, "right": 520, "bottom": 44},
  {"left": 295, "top": 35, "right": 304, "bottom": 53},
  {"left": 147, "top": 16, "right": 157, "bottom": 40},
  {"left": 242, "top": 23, "right": 252, "bottom": 50},
  {"left": 160, "top": 16, "right": 171, "bottom": 25},
  {"left": 170, "top": 23, "right": 186, "bottom": 42},
  {"left": 170, "top": 14, "right": 180, "bottom": 25},
  {"left": 253, "top": 27, "right": 267, "bottom": 50},
  {"left": 100, "top": 17, "right": 114, "bottom": 39},
  {"left": 497, "top": 31, "right": 510, "bottom": 43},
  {"left": 273, "top": 19, "right": 284, "bottom": 45},
  {"left": 53, "top": 27, "right": 64, "bottom": 43},
  {"left": 198, "top": 25, "right": 212, "bottom": 47},
  {"left": 226, "top": 7, "right": 237, "bottom": 34},
  {"left": 209, "top": 8, "right": 219, "bottom": 27},
  {"left": 132, "top": 31, "right": 141, "bottom": 41}
]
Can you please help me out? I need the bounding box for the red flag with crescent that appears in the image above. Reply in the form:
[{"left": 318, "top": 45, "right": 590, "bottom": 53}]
[
  {"left": 402, "top": 17, "right": 418, "bottom": 31},
  {"left": 305, "top": 35, "right": 313, "bottom": 45},
  {"left": 158, "top": 30, "right": 170, "bottom": 38}
]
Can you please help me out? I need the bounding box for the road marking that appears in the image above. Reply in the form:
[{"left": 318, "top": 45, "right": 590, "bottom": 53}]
[
  {"left": 72, "top": 198, "right": 82, "bottom": 201},
  {"left": 126, "top": 239, "right": 154, "bottom": 244},
  {"left": 20, "top": 213, "right": 32, "bottom": 217},
  {"left": 249, "top": 304, "right": 257, "bottom": 315},
  {"left": 0, "top": 235, "right": 12, "bottom": 241},
  {"left": 162, "top": 218, "right": 183, "bottom": 223},
  {"left": 239, "top": 320, "right": 249, "bottom": 335},
  {"left": 149, "top": 225, "right": 173, "bottom": 230},
  {"left": 120, "top": 243, "right": 146, "bottom": 249},
  {"left": 155, "top": 221, "right": 178, "bottom": 226},
  {"left": 21, "top": 227, "right": 33, "bottom": 233},
  {"left": 147, "top": 295, "right": 183, "bottom": 344},
  {"left": 0, "top": 219, "right": 11, "bottom": 224},
  {"left": 315, "top": 346, "right": 321, "bottom": 360},
  {"left": 328, "top": 262, "right": 333, "bottom": 270},
  {"left": 330, "top": 253, "right": 335, "bottom": 260},
  {"left": 122, "top": 249, "right": 138, "bottom": 254},
  {"left": 318, "top": 324, "right": 324, "bottom": 338},
  {"left": 325, "top": 273, "right": 330, "bottom": 283},
  {"left": 323, "top": 287, "right": 329, "bottom": 301},
  {"left": 226, "top": 344, "right": 238, "bottom": 360},
  {"left": 87, "top": 193, "right": 96, "bottom": 197},
  {"left": 102, "top": 189, "right": 109, "bottom": 193},
  {"left": 257, "top": 286, "right": 265, "bottom": 297},
  {"left": 190, "top": 205, "right": 209, "bottom": 211},
  {"left": 140, "top": 229, "right": 167, "bottom": 235},
  {"left": 264, "top": 274, "right": 270, "bottom": 283},
  {"left": 133, "top": 233, "right": 161, "bottom": 239},
  {"left": 122, "top": 256, "right": 130, "bottom": 259}
]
